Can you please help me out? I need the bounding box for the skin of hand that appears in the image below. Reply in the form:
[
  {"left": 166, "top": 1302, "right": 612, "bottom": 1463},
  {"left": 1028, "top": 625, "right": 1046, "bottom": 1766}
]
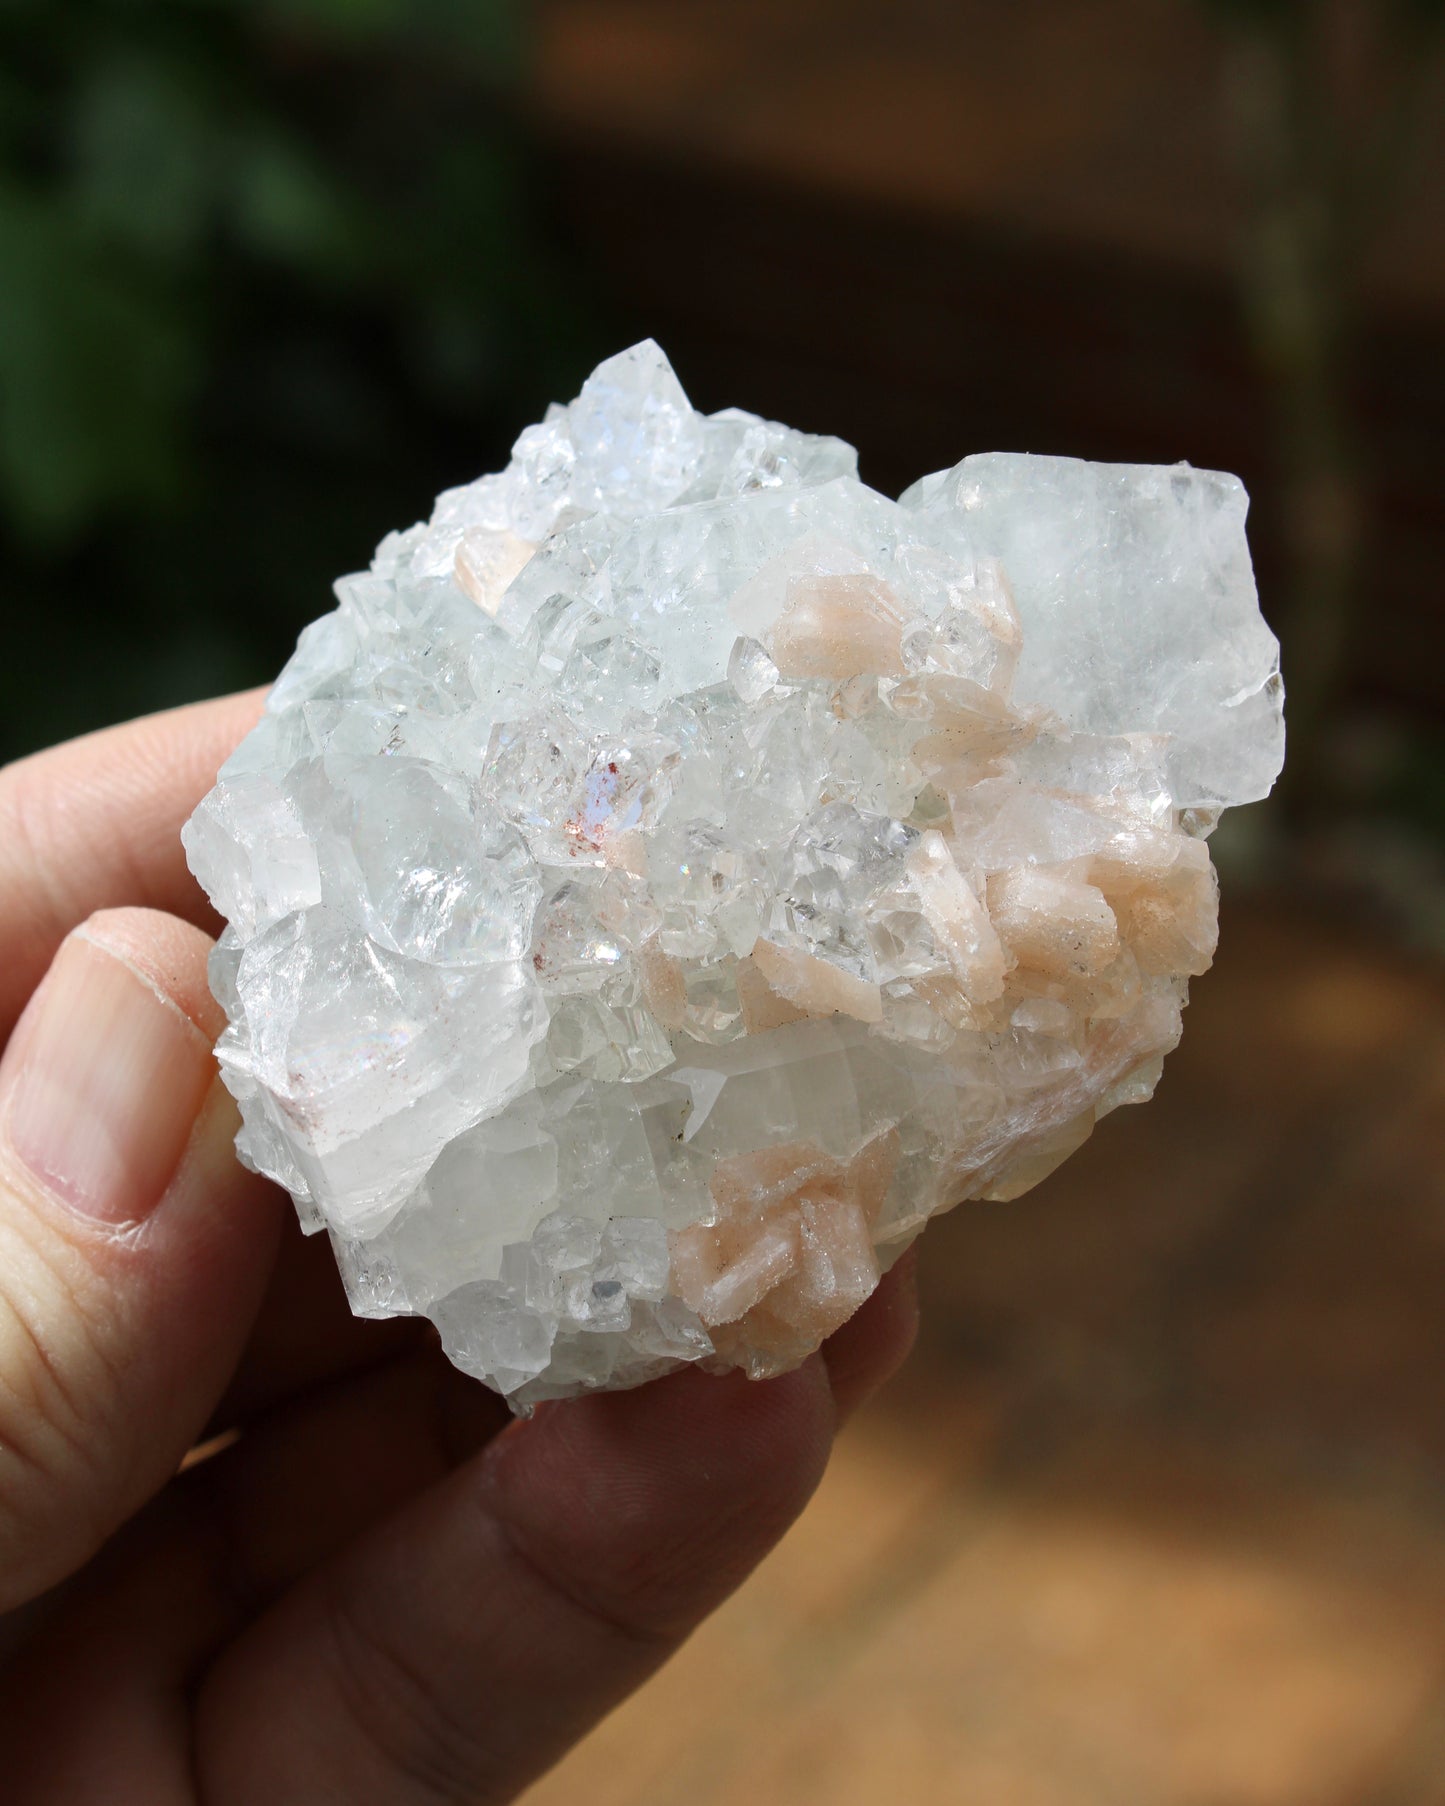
[{"left": 0, "top": 693, "right": 919, "bottom": 1804}]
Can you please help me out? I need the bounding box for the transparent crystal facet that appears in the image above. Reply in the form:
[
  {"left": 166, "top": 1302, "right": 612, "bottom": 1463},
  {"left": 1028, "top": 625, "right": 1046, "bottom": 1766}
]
[{"left": 185, "top": 340, "right": 1284, "bottom": 1409}]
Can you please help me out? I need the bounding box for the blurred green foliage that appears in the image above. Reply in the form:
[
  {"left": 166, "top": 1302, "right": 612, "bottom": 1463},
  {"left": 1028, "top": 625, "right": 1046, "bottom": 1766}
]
[{"left": 0, "top": 0, "right": 592, "bottom": 759}]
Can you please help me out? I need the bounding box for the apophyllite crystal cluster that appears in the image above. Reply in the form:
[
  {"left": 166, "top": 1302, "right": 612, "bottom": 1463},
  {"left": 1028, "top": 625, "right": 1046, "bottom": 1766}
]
[{"left": 184, "top": 341, "right": 1284, "bottom": 1408}]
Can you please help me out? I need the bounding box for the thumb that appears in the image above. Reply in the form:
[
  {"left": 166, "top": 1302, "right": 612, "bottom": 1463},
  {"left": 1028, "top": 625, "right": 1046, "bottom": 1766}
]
[{"left": 0, "top": 908, "right": 284, "bottom": 1611}]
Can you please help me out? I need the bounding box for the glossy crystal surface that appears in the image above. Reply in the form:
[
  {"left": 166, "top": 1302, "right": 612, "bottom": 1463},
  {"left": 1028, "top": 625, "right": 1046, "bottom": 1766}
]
[{"left": 184, "top": 342, "right": 1284, "bottom": 1407}]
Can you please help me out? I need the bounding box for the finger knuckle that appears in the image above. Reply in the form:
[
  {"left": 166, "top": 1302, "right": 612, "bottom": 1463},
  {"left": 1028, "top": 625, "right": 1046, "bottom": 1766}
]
[
  {"left": 0, "top": 1218, "right": 116, "bottom": 1593},
  {"left": 322, "top": 1572, "right": 504, "bottom": 1802},
  {"left": 488, "top": 1501, "right": 680, "bottom": 1652},
  {"left": 0, "top": 760, "right": 72, "bottom": 949}
]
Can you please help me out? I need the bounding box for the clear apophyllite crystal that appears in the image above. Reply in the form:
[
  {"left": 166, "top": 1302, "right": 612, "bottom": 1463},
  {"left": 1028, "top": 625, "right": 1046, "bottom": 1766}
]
[{"left": 183, "top": 341, "right": 1284, "bottom": 1408}]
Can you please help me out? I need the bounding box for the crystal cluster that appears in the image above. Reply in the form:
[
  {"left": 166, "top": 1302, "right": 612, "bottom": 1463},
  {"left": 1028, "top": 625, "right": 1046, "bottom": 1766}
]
[{"left": 184, "top": 342, "right": 1284, "bottom": 1408}]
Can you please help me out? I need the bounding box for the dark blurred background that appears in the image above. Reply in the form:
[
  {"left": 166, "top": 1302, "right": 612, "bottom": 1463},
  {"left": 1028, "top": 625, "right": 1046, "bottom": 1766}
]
[
  {"left": 0, "top": 0, "right": 585, "bottom": 748},
  {"left": 3, "top": 0, "right": 1443, "bottom": 944},
  {"left": 4, "top": 5, "right": 1444, "bottom": 1802}
]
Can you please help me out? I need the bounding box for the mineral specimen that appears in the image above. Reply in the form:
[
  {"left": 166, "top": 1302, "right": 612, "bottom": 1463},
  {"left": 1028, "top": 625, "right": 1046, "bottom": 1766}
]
[{"left": 184, "top": 341, "right": 1284, "bottom": 1408}]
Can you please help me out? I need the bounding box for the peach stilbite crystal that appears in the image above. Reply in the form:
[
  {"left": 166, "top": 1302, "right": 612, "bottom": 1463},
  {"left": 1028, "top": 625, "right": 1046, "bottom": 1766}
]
[
  {"left": 183, "top": 341, "right": 1284, "bottom": 1408},
  {"left": 671, "top": 1130, "right": 899, "bottom": 1374},
  {"left": 751, "top": 938, "right": 886, "bottom": 1025},
  {"left": 770, "top": 574, "right": 910, "bottom": 680}
]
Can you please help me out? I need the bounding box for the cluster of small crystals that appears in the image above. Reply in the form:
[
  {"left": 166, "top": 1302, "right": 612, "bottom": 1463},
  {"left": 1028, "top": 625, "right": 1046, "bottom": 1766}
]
[{"left": 184, "top": 341, "right": 1284, "bottom": 1408}]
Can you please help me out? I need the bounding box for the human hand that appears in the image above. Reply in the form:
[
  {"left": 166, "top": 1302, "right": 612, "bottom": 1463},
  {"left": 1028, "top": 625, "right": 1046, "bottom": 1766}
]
[{"left": 0, "top": 694, "right": 918, "bottom": 1802}]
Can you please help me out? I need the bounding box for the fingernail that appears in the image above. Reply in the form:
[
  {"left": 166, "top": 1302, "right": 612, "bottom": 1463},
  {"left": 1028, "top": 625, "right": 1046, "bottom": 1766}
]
[{"left": 0, "top": 933, "right": 215, "bottom": 1226}]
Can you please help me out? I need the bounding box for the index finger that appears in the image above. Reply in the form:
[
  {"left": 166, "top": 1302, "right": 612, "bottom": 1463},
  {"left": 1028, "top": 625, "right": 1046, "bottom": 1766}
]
[{"left": 0, "top": 689, "right": 265, "bottom": 1041}]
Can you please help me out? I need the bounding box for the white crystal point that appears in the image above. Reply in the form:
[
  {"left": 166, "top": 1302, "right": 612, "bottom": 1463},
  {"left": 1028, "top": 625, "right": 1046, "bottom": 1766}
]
[
  {"left": 902, "top": 453, "right": 1285, "bottom": 809},
  {"left": 184, "top": 341, "right": 1283, "bottom": 1409}
]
